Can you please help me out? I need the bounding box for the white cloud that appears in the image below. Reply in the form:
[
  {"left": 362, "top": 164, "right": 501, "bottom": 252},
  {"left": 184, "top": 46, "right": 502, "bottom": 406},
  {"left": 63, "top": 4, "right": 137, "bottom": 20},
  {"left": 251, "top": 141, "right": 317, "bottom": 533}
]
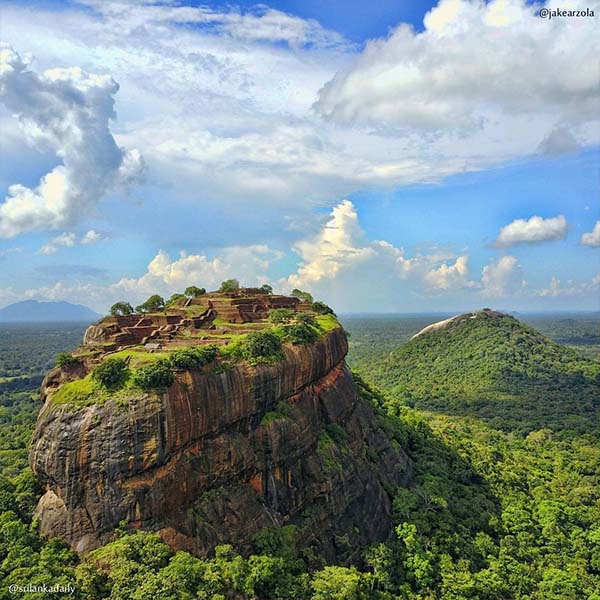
[
  {"left": 481, "top": 255, "right": 523, "bottom": 298},
  {"left": 535, "top": 275, "right": 600, "bottom": 297},
  {"left": 581, "top": 221, "right": 600, "bottom": 247},
  {"left": 285, "top": 200, "right": 477, "bottom": 309},
  {"left": 22, "top": 244, "right": 281, "bottom": 311},
  {"left": 3, "top": 0, "right": 596, "bottom": 241},
  {"left": 81, "top": 230, "right": 104, "bottom": 245},
  {"left": 38, "top": 230, "right": 107, "bottom": 254},
  {"left": 113, "top": 246, "right": 280, "bottom": 301},
  {"left": 38, "top": 233, "right": 77, "bottom": 255},
  {"left": 494, "top": 215, "right": 567, "bottom": 247},
  {"left": 0, "top": 44, "right": 144, "bottom": 237},
  {"left": 76, "top": 1, "right": 348, "bottom": 49},
  {"left": 315, "top": 0, "right": 600, "bottom": 137},
  {"left": 424, "top": 255, "right": 475, "bottom": 291}
]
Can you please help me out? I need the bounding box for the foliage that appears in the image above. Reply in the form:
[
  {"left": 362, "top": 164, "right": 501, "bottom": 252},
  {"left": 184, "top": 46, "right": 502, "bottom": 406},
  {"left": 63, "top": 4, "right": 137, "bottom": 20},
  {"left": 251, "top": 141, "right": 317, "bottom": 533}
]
[
  {"left": 132, "top": 359, "right": 174, "bottom": 391},
  {"left": 184, "top": 286, "right": 206, "bottom": 298},
  {"left": 290, "top": 289, "right": 314, "bottom": 303},
  {"left": 296, "top": 313, "right": 318, "bottom": 328},
  {"left": 109, "top": 302, "right": 134, "bottom": 316},
  {"left": 359, "top": 311, "right": 600, "bottom": 435},
  {"left": 240, "top": 331, "right": 282, "bottom": 364},
  {"left": 312, "top": 301, "right": 335, "bottom": 315},
  {"left": 135, "top": 294, "right": 165, "bottom": 314},
  {"left": 165, "top": 293, "right": 185, "bottom": 307},
  {"left": 2, "top": 315, "right": 600, "bottom": 599},
  {"left": 219, "top": 279, "right": 240, "bottom": 293},
  {"left": 91, "top": 358, "right": 130, "bottom": 391},
  {"left": 279, "top": 323, "right": 319, "bottom": 345},
  {"left": 55, "top": 353, "right": 80, "bottom": 368},
  {"left": 258, "top": 284, "right": 273, "bottom": 294},
  {"left": 169, "top": 345, "right": 218, "bottom": 371},
  {"left": 268, "top": 308, "right": 295, "bottom": 324}
]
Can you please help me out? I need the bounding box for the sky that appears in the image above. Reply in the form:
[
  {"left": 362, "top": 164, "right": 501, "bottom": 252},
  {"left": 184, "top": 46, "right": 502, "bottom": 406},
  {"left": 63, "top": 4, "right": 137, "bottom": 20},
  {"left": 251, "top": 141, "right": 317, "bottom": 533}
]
[{"left": 0, "top": 0, "right": 599, "bottom": 313}]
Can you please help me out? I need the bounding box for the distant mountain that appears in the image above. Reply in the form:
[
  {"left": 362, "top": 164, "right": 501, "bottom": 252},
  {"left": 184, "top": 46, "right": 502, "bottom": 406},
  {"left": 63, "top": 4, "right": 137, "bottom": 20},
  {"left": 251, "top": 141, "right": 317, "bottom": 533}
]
[
  {"left": 0, "top": 300, "right": 101, "bottom": 323},
  {"left": 367, "top": 308, "right": 600, "bottom": 433}
]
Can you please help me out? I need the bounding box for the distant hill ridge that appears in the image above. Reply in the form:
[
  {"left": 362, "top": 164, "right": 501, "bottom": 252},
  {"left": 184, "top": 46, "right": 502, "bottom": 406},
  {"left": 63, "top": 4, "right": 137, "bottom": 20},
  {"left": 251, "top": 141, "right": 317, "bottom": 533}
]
[{"left": 0, "top": 300, "right": 101, "bottom": 323}]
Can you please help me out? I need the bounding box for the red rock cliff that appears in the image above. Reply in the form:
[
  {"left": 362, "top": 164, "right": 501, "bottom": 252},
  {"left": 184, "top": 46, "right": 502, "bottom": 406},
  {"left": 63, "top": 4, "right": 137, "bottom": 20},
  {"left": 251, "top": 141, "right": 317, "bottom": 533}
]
[{"left": 30, "top": 327, "right": 411, "bottom": 563}]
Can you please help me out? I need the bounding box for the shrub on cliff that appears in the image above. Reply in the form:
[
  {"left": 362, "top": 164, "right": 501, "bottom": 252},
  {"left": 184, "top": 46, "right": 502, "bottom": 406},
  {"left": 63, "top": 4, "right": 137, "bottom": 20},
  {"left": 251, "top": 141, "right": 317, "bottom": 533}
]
[
  {"left": 312, "top": 301, "right": 335, "bottom": 315},
  {"left": 92, "top": 358, "right": 130, "bottom": 390},
  {"left": 170, "top": 345, "right": 218, "bottom": 370},
  {"left": 241, "top": 331, "right": 282, "bottom": 364},
  {"left": 132, "top": 359, "right": 175, "bottom": 390},
  {"left": 55, "top": 353, "right": 80, "bottom": 368},
  {"left": 109, "top": 301, "right": 134, "bottom": 316},
  {"left": 279, "top": 323, "right": 319, "bottom": 345},
  {"left": 268, "top": 308, "right": 294, "bottom": 324},
  {"left": 295, "top": 313, "right": 318, "bottom": 328}
]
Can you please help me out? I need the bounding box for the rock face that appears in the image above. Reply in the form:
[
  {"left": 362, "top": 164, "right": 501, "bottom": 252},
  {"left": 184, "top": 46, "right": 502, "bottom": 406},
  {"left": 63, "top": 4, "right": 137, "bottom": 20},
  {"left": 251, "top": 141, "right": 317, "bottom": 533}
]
[
  {"left": 411, "top": 308, "right": 506, "bottom": 340},
  {"left": 30, "top": 327, "right": 412, "bottom": 563}
]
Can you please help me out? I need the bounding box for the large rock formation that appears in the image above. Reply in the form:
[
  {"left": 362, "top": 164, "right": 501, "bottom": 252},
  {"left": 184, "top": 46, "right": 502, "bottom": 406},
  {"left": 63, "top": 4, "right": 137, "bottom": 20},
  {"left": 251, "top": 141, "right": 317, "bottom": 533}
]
[{"left": 30, "top": 297, "right": 412, "bottom": 564}]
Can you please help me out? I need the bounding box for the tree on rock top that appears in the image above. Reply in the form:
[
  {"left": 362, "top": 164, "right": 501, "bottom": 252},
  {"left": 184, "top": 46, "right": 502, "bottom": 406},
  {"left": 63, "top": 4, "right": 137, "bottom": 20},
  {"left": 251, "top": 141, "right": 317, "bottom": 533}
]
[
  {"left": 219, "top": 279, "right": 240, "bottom": 293},
  {"left": 110, "top": 301, "right": 134, "bottom": 316},
  {"left": 259, "top": 284, "right": 273, "bottom": 294},
  {"left": 135, "top": 294, "right": 165, "bottom": 313},
  {"left": 290, "top": 288, "right": 313, "bottom": 303},
  {"left": 184, "top": 286, "right": 206, "bottom": 298}
]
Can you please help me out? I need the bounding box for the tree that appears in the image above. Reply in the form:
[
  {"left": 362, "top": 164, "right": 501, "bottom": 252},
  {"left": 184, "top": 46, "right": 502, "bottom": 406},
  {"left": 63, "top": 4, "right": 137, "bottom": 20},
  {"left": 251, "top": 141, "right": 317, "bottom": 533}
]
[
  {"left": 290, "top": 289, "right": 313, "bottom": 303},
  {"left": 135, "top": 294, "right": 165, "bottom": 313},
  {"left": 166, "top": 293, "right": 186, "bottom": 307},
  {"left": 242, "top": 331, "right": 282, "bottom": 362},
  {"left": 268, "top": 308, "right": 294, "bottom": 324},
  {"left": 279, "top": 323, "right": 319, "bottom": 345},
  {"left": 259, "top": 284, "right": 273, "bottom": 295},
  {"left": 170, "top": 346, "right": 218, "bottom": 370},
  {"left": 133, "top": 359, "right": 175, "bottom": 390},
  {"left": 55, "top": 353, "right": 80, "bottom": 368},
  {"left": 219, "top": 279, "right": 240, "bottom": 293},
  {"left": 110, "top": 301, "right": 134, "bottom": 316},
  {"left": 92, "top": 358, "right": 130, "bottom": 390},
  {"left": 184, "top": 286, "right": 206, "bottom": 298},
  {"left": 312, "top": 301, "right": 335, "bottom": 315},
  {"left": 311, "top": 566, "right": 371, "bottom": 600}
]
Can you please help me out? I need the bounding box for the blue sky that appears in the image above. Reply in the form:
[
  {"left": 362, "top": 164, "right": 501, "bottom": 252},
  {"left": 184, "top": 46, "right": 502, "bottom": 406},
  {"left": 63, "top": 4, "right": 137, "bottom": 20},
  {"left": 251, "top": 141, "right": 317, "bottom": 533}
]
[{"left": 0, "top": 0, "right": 599, "bottom": 312}]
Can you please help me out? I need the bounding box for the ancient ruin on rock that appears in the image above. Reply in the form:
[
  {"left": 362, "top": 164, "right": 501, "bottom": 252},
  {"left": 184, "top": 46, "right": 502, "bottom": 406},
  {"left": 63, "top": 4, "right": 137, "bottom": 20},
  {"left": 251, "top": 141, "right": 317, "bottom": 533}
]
[{"left": 30, "top": 288, "right": 412, "bottom": 563}]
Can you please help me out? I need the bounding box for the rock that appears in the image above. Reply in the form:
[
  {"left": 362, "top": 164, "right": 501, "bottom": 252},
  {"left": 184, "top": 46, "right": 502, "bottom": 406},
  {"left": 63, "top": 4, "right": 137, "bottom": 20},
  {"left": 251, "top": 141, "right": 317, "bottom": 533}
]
[{"left": 30, "top": 327, "right": 412, "bottom": 563}]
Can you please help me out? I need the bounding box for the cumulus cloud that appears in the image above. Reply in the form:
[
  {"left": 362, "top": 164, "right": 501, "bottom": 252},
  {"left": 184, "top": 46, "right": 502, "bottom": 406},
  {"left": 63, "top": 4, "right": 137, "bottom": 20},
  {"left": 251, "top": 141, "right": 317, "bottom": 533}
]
[
  {"left": 481, "top": 256, "right": 524, "bottom": 298},
  {"left": 494, "top": 215, "right": 567, "bottom": 247},
  {"left": 315, "top": 0, "right": 600, "bottom": 136},
  {"left": 0, "top": 44, "right": 143, "bottom": 237},
  {"left": 112, "top": 246, "right": 281, "bottom": 301},
  {"left": 581, "top": 221, "right": 600, "bottom": 247},
  {"left": 38, "top": 230, "right": 107, "bottom": 255},
  {"left": 424, "top": 256, "right": 475, "bottom": 291},
  {"left": 535, "top": 275, "right": 600, "bottom": 298},
  {"left": 285, "top": 200, "right": 476, "bottom": 310}
]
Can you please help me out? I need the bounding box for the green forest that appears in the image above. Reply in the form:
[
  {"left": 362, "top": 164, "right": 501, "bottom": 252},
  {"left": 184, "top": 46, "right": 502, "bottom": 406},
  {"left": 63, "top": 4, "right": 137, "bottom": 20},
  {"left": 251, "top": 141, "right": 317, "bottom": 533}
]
[{"left": 1, "top": 313, "right": 599, "bottom": 599}]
